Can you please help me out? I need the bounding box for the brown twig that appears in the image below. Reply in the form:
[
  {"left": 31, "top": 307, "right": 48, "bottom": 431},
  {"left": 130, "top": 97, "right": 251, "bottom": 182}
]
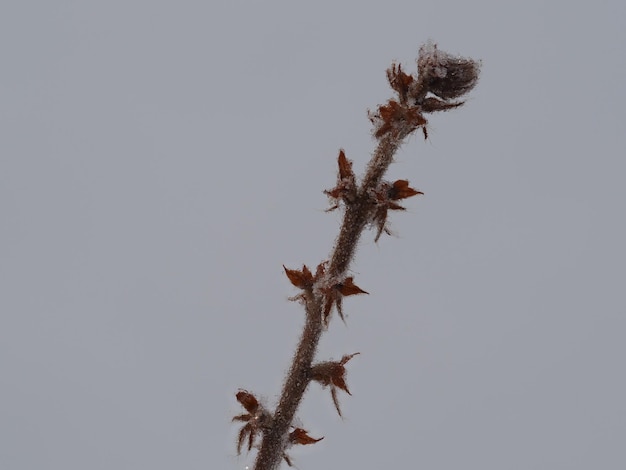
[{"left": 233, "top": 41, "right": 480, "bottom": 470}]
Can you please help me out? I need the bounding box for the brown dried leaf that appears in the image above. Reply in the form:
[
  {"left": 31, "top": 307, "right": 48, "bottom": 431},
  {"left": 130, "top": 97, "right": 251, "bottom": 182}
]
[
  {"left": 389, "top": 180, "right": 423, "bottom": 200},
  {"left": 388, "top": 201, "right": 406, "bottom": 211},
  {"left": 387, "top": 63, "right": 414, "bottom": 102},
  {"left": 236, "top": 425, "right": 250, "bottom": 454},
  {"left": 235, "top": 390, "right": 259, "bottom": 413},
  {"left": 315, "top": 261, "right": 327, "bottom": 279},
  {"left": 372, "top": 99, "right": 428, "bottom": 139},
  {"left": 310, "top": 353, "right": 360, "bottom": 417},
  {"left": 309, "top": 361, "right": 339, "bottom": 388},
  {"left": 337, "top": 149, "right": 354, "bottom": 181},
  {"left": 283, "top": 264, "right": 314, "bottom": 289},
  {"left": 289, "top": 427, "right": 324, "bottom": 446},
  {"left": 337, "top": 277, "right": 368, "bottom": 296}
]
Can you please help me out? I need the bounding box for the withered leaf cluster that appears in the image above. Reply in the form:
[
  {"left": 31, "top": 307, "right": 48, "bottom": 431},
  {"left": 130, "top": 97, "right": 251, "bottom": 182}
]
[
  {"left": 233, "top": 389, "right": 323, "bottom": 467},
  {"left": 310, "top": 353, "right": 360, "bottom": 417},
  {"left": 283, "top": 262, "right": 368, "bottom": 325},
  {"left": 371, "top": 179, "right": 424, "bottom": 241},
  {"left": 324, "top": 149, "right": 357, "bottom": 211},
  {"left": 325, "top": 149, "right": 423, "bottom": 242}
]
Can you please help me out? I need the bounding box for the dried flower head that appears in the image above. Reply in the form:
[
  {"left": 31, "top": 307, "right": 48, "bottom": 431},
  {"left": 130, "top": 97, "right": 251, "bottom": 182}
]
[
  {"left": 370, "top": 42, "right": 479, "bottom": 140},
  {"left": 417, "top": 41, "right": 481, "bottom": 100}
]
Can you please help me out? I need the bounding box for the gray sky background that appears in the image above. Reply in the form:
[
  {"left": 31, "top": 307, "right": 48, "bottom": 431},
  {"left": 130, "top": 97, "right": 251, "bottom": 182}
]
[{"left": 1, "top": 1, "right": 625, "bottom": 469}]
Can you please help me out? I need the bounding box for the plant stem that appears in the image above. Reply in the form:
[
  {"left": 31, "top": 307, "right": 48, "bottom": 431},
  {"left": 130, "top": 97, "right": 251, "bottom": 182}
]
[
  {"left": 253, "top": 134, "right": 405, "bottom": 470},
  {"left": 246, "top": 42, "right": 481, "bottom": 468}
]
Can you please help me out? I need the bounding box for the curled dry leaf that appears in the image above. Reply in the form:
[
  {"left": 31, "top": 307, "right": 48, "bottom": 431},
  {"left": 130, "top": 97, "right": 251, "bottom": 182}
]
[{"left": 336, "top": 277, "right": 368, "bottom": 297}]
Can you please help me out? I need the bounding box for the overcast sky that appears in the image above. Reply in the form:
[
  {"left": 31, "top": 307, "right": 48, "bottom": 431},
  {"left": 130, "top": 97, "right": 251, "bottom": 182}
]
[{"left": 1, "top": 1, "right": 625, "bottom": 469}]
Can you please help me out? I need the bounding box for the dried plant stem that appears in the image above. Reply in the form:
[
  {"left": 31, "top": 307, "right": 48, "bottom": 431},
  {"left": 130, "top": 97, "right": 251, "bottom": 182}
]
[
  {"left": 234, "top": 42, "right": 480, "bottom": 470},
  {"left": 254, "top": 135, "right": 406, "bottom": 470},
  {"left": 329, "top": 135, "right": 403, "bottom": 276},
  {"left": 253, "top": 297, "right": 323, "bottom": 470}
]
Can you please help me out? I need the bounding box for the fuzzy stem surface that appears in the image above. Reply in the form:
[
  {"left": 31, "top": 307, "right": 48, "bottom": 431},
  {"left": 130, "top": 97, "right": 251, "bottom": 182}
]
[{"left": 253, "top": 134, "right": 406, "bottom": 470}]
